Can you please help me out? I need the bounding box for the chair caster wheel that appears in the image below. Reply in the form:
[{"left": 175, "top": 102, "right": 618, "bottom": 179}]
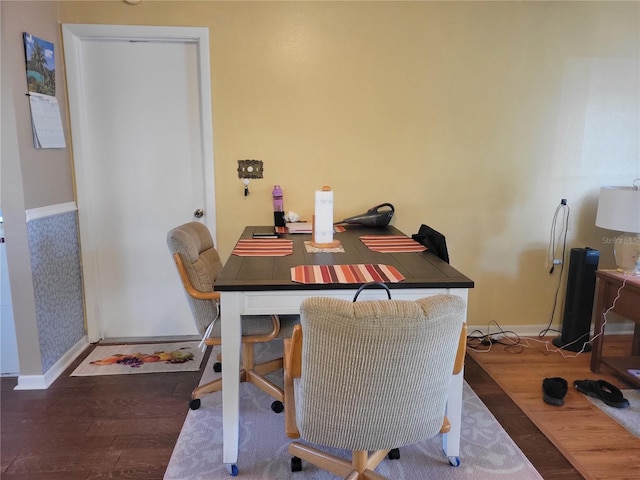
[
  {"left": 388, "top": 448, "right": 400, "bottom": 460},
  {"left": 291, "top": 456, "right": 302, "bottom": 472},
  {"left": 271, "top": 400, "right": 284, "bottom": 413},
  {"left": 213, "top": 362, "right": 222, "bottom": 373},
  {"left": 189, "top": 398, "right": 201, "bottom": 410},
  {"left": 448, "top": 456, "right": 461, "bottom": 467},
  {"left": 226, "top": 463, "right": 238, "bottom": 476}
]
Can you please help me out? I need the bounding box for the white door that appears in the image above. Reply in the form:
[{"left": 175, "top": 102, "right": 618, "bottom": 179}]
[{"left": 63, "top": 25, "right": 216, "bottom": 340}]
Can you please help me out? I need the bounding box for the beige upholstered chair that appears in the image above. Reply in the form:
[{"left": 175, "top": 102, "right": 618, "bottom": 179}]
[
  {"left": 284, "top": 294, "right": 467, "bottom": 479},
  {"left": 167, "top": 222, "right": 298, "bottom": 412}
]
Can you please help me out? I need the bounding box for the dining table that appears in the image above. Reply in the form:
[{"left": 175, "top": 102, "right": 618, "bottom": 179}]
[{"left": 214, "top": 224, "right": 474, "bottom": 475}]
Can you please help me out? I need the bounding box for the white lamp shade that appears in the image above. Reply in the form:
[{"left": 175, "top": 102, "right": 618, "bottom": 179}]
[{"left": 595, "top": 186, "right": 640, "bottom": 234}]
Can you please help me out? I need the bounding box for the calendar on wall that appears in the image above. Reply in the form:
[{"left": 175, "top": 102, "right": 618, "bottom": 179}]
[
  {"left": 28, "top": 93, "right": 66, "bottom": 149},
  {"left": 23, "top": 32, "right": 66, "bottom": 149}
]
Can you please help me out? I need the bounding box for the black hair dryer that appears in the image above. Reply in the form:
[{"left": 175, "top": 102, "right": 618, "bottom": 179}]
[{"left": 339, "top": 203, "right": 394, "bottom": 227}]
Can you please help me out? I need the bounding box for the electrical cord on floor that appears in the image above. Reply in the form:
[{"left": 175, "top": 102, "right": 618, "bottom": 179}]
[
  {"left": 467, "top": 321, "right": 523, "bottom": 353},
  {"left": 468, "top": 280, "right": 627, "bottom": 358},
  {"left": 539, "top": 201, "right": 570, "bottom": 337}
]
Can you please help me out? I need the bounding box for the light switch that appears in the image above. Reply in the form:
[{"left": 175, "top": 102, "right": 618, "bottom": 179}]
[{"left": 237, "top": 160, "right": 264, "bottom": 179}]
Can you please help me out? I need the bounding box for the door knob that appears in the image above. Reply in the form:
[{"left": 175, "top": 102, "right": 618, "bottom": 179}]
[{"left": 194, "top": 208, "right": 204, "bottom": 218}]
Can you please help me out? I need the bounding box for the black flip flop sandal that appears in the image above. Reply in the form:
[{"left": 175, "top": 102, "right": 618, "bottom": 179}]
[
  {"left": 543, "top": 377, "right": 568, "bottom": 406},
  {"left": 573, "top": 379, "right": 630, "bottom": 408}
]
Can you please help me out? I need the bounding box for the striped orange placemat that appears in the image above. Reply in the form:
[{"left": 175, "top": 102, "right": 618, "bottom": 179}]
[
  {"left": 360, "top": 235, "right": 426, "bottom": 253},
  {"left": 232, "top": 238, "right": 293, "bottom": 256},
  {"left": 291, "top": 264, "right": 405, "bottom": 284}
]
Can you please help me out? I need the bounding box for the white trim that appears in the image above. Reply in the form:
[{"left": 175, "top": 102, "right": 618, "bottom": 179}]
[
  {"left": 14, "top": 336, "right": 90, "bottom": 390},
  {"left": 25, "top": 202, "right": 77, "bottom": 223},
  {"left": 63, "top": 23, "right": 208, "bottom": 43},
  {"left": 13, "top": 375, "right": 48, "bottom": 390},
  {"left": 600, "top": 322, "right": 636, "bottom": 335},
  {"left": 197, "top": 28, "right": 217, "bottom": 244},
  {"left": 62, "top": 24, "right": 215, "bottom": 341}
]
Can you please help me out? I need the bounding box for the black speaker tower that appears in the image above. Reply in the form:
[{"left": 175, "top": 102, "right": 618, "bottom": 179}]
[{"left": 552, "top": 247, "right": 599, "bottom": 352}]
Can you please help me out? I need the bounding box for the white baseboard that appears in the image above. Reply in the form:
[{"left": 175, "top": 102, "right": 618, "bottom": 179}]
[
  {"left": 11, "top": 322, "right": 633, "bottom": 390},
  {"left": 14, "top": 336, "right": 90, "bottom": 390},
  {"left": 468, "top": 322, "right": 634, "bottom": 338},
  {"left": 589, "top": 322, "right": 635, "bottom": 335}
]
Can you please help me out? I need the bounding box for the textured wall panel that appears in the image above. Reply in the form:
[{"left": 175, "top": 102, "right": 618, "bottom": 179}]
[{"left": 27, "top": 211, "right": 84, "bottom": 372}]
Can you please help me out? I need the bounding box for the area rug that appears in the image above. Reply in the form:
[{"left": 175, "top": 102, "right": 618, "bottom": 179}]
[
  {"left": 71, "top": 341, "right": 205, "bottom": 376},
  {"left": 584, "top": 389, "right": 640, "bottom": 439},
  {"left": 164, "top": 342, "right": 543, "bottom": 480}
]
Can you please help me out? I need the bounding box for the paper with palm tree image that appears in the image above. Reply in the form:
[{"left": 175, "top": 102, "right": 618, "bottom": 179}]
[
  {"left": 23, "top": 32, "right": 56, "bottom": 95},
  {"left": 22, "top": 32, "right": 66, "bottom": 148}
]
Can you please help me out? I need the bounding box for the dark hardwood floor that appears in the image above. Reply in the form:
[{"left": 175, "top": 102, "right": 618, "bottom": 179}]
[
  {"left": 1, "top": 345, "right": 211, "bottom": 480},
  {"left": 1, "top": 343, "right": 581, "bottom": 480}
]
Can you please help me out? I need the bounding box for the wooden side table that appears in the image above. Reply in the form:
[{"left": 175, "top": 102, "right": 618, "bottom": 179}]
[{"left": 589, "top": 270, "right": 640, "bottom": 387}]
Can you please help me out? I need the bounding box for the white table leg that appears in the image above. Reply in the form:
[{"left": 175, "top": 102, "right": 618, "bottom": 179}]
[
  {"left": 442, "top": 367, "right": 463, "bottom": 466},
  {"left": 220, "top": 292, "right": 242, "bottom": 467}
]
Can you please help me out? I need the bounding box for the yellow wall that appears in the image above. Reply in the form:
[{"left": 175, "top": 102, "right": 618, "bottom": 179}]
[{"left": 57, "top": 1, "right": 639, "bottom": 330}]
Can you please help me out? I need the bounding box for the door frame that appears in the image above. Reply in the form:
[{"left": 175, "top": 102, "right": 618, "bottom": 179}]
[{"left": 62, "top": 24, "right": 216, "bottom": 342}]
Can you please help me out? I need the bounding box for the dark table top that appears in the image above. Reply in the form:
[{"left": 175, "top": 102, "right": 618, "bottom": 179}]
[{"left": 215, "top": 225, "right": 474, "bottom": 292}]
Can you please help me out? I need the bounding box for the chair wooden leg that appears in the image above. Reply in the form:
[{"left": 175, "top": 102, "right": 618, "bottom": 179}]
[
  {"left": 242, "top": 343, "right": 254, "bottom": 371},
  {"left": 287, "top": 446, "right": 390, "bottom": 480},
  {"left": 198, "top": 342, "right": 286, "bottom": 405},
  {"left": 245, "top": 370, "right": 284, "bottom": 402},
  {"left": 289, "top": 442, "right": 354, "bottom": 478},
  {"left": 240, "top": 342, "right": 285, "bottom": 402},
  {"left": 352, "top": 451, "right": 368, "bottom": 474},
  {"left": 287, "top": 445, "right": 390, "bottom": 480},
  {"left": 366, "top": 450, "right": 389, "bottom": 471},
  {"left": 363, "top": 469, "right": 388, "bottom": 480},
  {"left": 192, "top": 378, "right": 222, "bottom": 399},
  {"left": 192, "top": 367, "right": 249, "bottom": 399},
  {"left": 254, "top": 357, "right": 284, "bottom": 375}
]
